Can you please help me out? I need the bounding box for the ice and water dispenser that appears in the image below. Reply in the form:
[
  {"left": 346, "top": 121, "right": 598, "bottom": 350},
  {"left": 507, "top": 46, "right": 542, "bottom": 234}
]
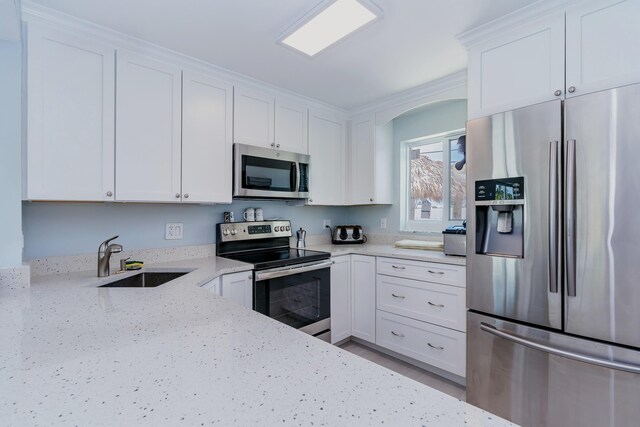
[{"left": 474, "top": 177, "right": 524, "bottom": 258}]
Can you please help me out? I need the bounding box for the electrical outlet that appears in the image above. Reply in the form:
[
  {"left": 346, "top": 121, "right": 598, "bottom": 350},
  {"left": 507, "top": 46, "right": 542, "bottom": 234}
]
[
  {"left": 323, "top": 219, "right": 331, "bottom": 228},
  {"left": 165, "top": 223, "right": 183, "bottom": 240},
  {"left": 380, "top": 218, "right": 387, "bottom": 229}
]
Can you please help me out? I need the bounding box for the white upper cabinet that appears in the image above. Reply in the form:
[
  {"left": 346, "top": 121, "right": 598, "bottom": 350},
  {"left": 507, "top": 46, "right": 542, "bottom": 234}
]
[
  {"left": 275, "top": 98, "right": 308, "bottom": 154},
  {"left": 182, "top": 71, "right": 233, "bottom": 204},
  {"left": 565, "top": 0, "right": 640, "bottom": 98},
  {"left": 307, "top": 109, "right": 347, "bottom": 205},
  {"left": 466, "top": 13, "right": 565, "bottom": 119},
  {"left": 348, "top": 115, "right": 393, "bottom": 205},
  {"left": 26, "top": 26, "right": 115, "bottom": 201},
  {"left": 115, "top": 51, "right": 182, "bottom": 202},
  {"left": 464, "top": 0, "right": 640, "bottom": 118},
  {"left": 233, "top": 86, "right": 275, "bottom": 147}
]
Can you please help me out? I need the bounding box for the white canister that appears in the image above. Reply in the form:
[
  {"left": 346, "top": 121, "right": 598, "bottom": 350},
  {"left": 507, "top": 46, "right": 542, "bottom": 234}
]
[
  {"left": 255, "top": 208, "right": 264, "bottom": 221},
  {"left": 243, "top": 208, "right": 255, "bottom": 222}
]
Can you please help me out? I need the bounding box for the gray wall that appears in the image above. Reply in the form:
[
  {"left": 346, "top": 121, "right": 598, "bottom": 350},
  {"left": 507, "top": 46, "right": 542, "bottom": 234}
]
[
  {"left": 22, "top": 201, "right": 347, "bottom": 259},
  {"left": 347, "top": 99, "right": 467, "bottom": 235},
  {"left": 0, "top": 40, "right": 23, "bottom": 268}
]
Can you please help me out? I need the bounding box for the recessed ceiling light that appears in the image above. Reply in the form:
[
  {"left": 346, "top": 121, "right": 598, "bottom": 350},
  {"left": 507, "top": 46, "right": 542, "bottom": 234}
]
[{"left": 280, "top": 0, "right": 382, "bottom": 57}]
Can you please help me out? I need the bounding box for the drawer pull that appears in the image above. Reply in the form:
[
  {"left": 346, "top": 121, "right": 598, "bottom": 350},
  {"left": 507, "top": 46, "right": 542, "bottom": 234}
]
[
  {"left": 428, "top": 270, "right": 445, "bottom": 275},
  {"left": 427, "top": 343, "right": 444, "bottom": 350},
  {"left": 391, "top": 293, "right": 406, "bottom": 299},
  {"left": 427, "top": 301, "right": 445, "bottom": 308},
  {"left": 391, "top": 265, "right": 406, "bottom": 270},
  {"left": 391, "top": 331, "right": 405, "bottom": 338}
]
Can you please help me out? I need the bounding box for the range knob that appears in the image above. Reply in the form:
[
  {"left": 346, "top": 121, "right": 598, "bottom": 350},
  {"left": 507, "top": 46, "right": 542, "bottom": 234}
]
[
  {"left": 230, "top": 229, "right": 237, "bottom": 236},
  {"left": 223, "top": 229, "right": 230, "bottom": 236},
  {"left": 285, "top": 225, "right": 291, "bottom": 231},
  {"left": 274, "top": 226, "right": 280, "bottom": 232}
]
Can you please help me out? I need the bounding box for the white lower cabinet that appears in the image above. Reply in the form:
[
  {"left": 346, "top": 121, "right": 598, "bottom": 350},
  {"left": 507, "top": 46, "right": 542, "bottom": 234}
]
[
  {"left": 376, "top": 274, "right": 466, "bottom": 332},
  {"left": 201, "top": 277, "right": 220, "bottom": 295},
  {"left": 330, "top": 255, "right": 351, "bottom": 344},
  {"left": 351, "top": 255, "right": 376, "bottom": 343},
  {"left": 220, "top": 272, "right": 253, "bottom": 309},
  {"left": 376, "top": 310, "right": 466, "bottom": 377}
]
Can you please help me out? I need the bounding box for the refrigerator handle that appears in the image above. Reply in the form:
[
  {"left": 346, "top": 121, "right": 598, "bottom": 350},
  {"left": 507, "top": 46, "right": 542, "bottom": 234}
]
[
  {"left": 565, "top": 140, "right": 577, "bottom": 297},
  {"left": 549, "top": 141, "right": 559, "bottom": 293},
  {"left": 480, "top": 323, "right": 640, "bottom": 374}
]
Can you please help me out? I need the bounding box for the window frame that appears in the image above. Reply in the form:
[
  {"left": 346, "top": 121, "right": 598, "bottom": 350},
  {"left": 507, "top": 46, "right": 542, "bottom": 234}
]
[{"left": 399, "top": 128, "right": 466, "bottom": 233}]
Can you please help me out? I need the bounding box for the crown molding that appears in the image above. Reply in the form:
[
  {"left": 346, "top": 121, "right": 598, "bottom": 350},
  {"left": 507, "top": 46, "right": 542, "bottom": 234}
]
[
  {"left": 21, "top": 0, "right": 349, "bottom": 115},
  {"left": 348, "top": 69, "right": 467, "bottom": 119},
  {"left": 0, "top": 0, "right": 22, "bottom": 41},
  {"left": 456, "top": 0, "right": 579, "bottom": 48}
]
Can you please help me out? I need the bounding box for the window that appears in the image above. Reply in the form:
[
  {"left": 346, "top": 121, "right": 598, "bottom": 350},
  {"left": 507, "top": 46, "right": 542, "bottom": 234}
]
[{"left": 400, "top": 129, "right": 466, "bottom": 232}]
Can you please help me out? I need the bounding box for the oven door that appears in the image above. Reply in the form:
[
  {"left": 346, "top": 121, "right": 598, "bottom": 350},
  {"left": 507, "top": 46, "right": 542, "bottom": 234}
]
[
  {"left": 254, "top": 260, "right": 331, "bottom": 339},
  {"left": 233, "top": 143, "right": 309, "bottom": 199}
]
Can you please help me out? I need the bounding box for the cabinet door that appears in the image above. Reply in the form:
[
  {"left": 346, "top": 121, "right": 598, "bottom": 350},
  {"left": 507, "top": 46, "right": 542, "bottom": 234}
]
[
  {"left": 350, "top": 116, "right": 375, "bottom": 204},
  {"left": 330, "top": 255, "right": 351, "bottom": 344},
  {"left": 307, "top": 109, "right": 347, "bottom": 205},
  {"left": 26, "top": 26, "right": 115, "bottom": 201},
  {"left": 466, "top": 13, "right": 565, "bottom": 119},
  {"left": 182, "top": 71, "right": 233, "bottom": 204},
  {"left": 115, "top": 51, "right": 182, "bottom": 202},
  {"left": 221, "top": 271, "right": 253, "bottom": 309},
  {"left": 566, "top": 0, "right": 640, "bottom": 98},
  {"left": 275, "top": 99, "right": 308, "bottom": 154},
  {"left": 201, "top": 277, "right": 220, "bottom": 295},
  {"left": 233, "top": 86, "right": 275, "bottom": 147},
  {"left": 351, "top": 254, "right": 376, "bottom": 343}
]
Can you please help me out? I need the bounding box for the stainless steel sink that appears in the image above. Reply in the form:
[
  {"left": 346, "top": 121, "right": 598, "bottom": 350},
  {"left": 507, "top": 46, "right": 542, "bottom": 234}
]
[{"left": 99, "top": 272, "right": 187, "bottom": 288}]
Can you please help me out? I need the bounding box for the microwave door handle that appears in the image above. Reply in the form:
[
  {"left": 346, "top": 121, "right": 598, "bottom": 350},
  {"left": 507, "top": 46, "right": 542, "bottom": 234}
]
[{"left": 290, "top": 162, "right": 298, "bottom": 192}]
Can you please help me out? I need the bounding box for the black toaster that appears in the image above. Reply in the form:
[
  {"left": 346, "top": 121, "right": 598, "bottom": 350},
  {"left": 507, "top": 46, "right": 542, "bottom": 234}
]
[{"left": 332, "top": 225, "right": 366, "bottom": 244}]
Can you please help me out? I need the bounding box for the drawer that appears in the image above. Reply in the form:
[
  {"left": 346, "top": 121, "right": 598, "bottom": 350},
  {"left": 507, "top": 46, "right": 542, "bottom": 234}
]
[
  {"left": 377, "top": 274, "right": 466, "bottom": 332},
  {"left": 376, "top": 310, "right": 466, "bottom": 377},
  {"left": 376, "top": 257, "right": 465, "bottom": 287}
]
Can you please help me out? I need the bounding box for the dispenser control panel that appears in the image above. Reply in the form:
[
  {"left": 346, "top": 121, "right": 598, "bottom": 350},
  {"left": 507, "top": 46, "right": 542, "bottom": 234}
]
[{"left": 475, "top": 177, "right": 524, "bottom": 203}]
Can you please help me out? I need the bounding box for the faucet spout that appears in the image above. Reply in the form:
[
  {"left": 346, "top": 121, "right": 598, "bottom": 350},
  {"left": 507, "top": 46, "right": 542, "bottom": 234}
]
[{"left": 98, "top": 236, "right": 123, "bottom": 277}]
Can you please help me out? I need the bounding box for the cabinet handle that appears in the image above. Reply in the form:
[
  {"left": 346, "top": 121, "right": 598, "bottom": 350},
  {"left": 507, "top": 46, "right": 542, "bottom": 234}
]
[
  {"left": 309, "top": 199, "right": 313, "bottom": 203},
  {"left": 391, "top": 265, "right": 406, "bottom": 270},
  {"left": 428, "top": 301, "right": 445, "bottom": 308},
  {"left": 276, "top": 144, "right": 280, "bottom": 149},
  {"left": 391, "top": 331, "right": 405, "bottom": 338},
  {"left": 184, "top": 193, "right": 189, "bottom": 199},
  {"left": 270, "top": 143, "right": 275, "bottom": 147},
  {"left": 175, "top": 193, "right": 181, "bottom": 198},
  {"left": 428, "top": 270, "right": 444, "bottom": 275},
  {"left": 568, "top": 86, "right": 576, "bottom": 93},
  {"left": 427, "top": 343, "right": 444, "bottom": 350},
  {"left": 369, "top": 198, "right": 373, "bottom": 202},
  {"left": 391, "top": 293, "right": 406, "bottom": 299},
  {"left": 554, "top": 90, "right": 562, "bottom": 97},
  {"left": 106, "top": 191, "right": 113, "bottom": 197}
]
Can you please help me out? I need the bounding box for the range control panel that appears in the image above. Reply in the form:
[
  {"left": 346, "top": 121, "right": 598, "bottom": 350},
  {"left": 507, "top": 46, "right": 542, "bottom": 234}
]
[
  {"left": 475, "top": 177, "right": 524, "bottom": 204},
  {"left": 218, "top": 220, "right": 292, "bottom": 242}
]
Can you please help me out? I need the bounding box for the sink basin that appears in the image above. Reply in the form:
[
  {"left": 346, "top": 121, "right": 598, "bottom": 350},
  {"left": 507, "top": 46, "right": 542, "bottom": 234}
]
[{"left": 100, "top": 272, "right": 187, "bottom": 288}]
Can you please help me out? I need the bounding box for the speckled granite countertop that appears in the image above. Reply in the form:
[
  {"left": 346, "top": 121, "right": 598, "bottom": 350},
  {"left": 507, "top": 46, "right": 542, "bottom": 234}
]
[
  {"left": 306, "top": 243, "right": 467, "bottom": 266},
  {"left": 0, "top": 255, "right": 511, "bottom": 426}
]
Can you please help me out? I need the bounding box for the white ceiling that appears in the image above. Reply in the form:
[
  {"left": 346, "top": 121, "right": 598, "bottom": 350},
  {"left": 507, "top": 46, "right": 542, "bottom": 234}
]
[{"left": 27, "top": 0, "right": 537, "bottom": 109}]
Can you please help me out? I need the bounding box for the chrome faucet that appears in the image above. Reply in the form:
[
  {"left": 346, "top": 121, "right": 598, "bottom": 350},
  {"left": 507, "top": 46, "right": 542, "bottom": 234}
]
[{"left": 98, "top": 235, "right": 123, "bottom": 277}]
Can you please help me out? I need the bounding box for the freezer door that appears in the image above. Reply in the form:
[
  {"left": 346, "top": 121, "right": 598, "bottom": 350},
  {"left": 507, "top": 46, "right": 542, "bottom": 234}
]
[
  {"left": 467, "top": 311, "right": 640, "bottom": 427},
  {"left": 565, "top": 83, "right": 640, "bottom": 348},
  {"left": 466, "top": 100, "right": 562, "bottom": 329}
]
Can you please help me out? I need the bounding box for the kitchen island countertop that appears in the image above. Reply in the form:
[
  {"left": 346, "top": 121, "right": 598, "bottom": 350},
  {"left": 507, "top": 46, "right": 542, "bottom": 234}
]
[{"left": 0, "top": 255, "right": 510, "bottom": 426}]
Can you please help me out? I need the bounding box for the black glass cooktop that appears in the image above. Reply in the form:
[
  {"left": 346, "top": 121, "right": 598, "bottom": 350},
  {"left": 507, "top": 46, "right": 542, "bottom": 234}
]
[{"left": 222, "top": 248, "right": 330, "bottom": 270}]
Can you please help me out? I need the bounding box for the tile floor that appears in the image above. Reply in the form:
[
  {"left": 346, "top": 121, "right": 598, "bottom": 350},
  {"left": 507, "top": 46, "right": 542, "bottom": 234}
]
[{"left": 339, "top": 340, "right": 466, "bottom": 401}]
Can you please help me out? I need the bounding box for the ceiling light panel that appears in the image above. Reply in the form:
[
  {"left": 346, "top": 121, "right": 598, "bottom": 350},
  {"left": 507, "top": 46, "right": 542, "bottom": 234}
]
[{"left": 281, "top": 0, "right": 381, "bottom": 57}]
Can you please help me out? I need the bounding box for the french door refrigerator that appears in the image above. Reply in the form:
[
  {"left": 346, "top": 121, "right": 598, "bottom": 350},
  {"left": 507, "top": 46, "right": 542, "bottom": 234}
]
[{"left": 466, "top": 83, "right": 640, "bottom": 427}]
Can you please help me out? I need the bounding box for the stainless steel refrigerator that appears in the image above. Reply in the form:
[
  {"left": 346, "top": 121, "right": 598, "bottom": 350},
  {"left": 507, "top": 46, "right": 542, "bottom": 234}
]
[{"left": 466, "top": 83, "right": 640, "bottom": 427}]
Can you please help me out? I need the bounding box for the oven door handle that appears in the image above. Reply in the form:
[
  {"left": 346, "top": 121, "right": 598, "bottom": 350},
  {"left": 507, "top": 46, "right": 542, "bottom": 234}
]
[{"left": 254, "top": 259, "right": 333, "bottom": 281}]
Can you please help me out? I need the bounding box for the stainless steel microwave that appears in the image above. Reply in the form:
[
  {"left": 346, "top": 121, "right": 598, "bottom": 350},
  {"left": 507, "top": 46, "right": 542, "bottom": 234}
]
[{"left": 233, "top": 143, "right": 310, "bottom": 199}]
